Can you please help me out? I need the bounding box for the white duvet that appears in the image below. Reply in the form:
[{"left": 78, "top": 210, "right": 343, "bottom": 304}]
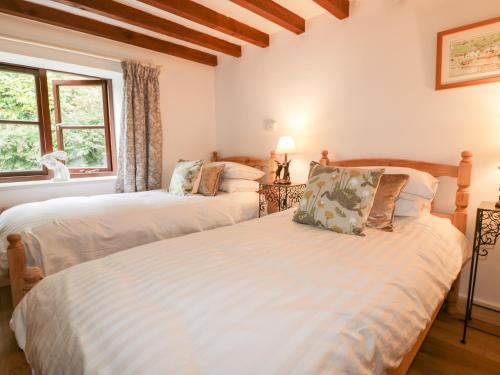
[
  {"left": 0, "top": 190, "right": 258, "bottom": 276},
  {"left": 11, "top": 210, "right": 467, "bottom": 375}
]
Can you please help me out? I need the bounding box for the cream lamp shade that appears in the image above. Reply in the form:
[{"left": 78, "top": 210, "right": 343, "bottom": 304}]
[{"left": 275, "top": 136, "right": 296, "bottom": 155}]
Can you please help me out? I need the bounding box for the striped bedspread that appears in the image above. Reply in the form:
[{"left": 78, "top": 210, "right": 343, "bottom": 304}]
[
  {"left": 0, "top": 190, "right": 258, "bottom": 277},
  {"left": 12, "top": 210, "right": 467, "bottom": 374}
]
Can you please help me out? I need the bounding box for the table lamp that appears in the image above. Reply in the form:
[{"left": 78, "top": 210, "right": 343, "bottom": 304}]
[{"left": 274, "top": 135, "right": 296, "bottom": 184}]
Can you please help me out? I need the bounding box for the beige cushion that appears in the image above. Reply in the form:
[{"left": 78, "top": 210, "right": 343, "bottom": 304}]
[
  {"left": 294, "top": 165, "right": 384, "bottom": 236},
  {"left": 197, "top": 165, "right": 225, "bottom": 196},
  {"left": 367, "top": 174, "right": 409, "bottom": 231}
]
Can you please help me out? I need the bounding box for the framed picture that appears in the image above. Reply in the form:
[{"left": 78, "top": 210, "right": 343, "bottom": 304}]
[{"left": 436, "top": 17, "right": 500, "bottom": 90}]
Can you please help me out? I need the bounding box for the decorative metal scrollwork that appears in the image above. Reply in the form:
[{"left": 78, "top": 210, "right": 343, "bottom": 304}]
[
  {"left": 475, "top": 208, "right": 500, "bottom": 257},
  {"left": 259, "top": 184, "right": 306, "bottom": 216}
]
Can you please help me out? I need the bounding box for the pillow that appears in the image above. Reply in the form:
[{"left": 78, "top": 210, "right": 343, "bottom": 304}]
[
  {"left": 168, "top": 159, "right": 203, "bottom": 195},
  {"left": 394, "top": 192, "right": 432, "bottom": 217},
  {"left": 293, "top": 165, "right": 385, "bottom": 236},
  {"left": 208, "top": 161, "right": 265, "bottom": 181},
  {"left": 313, "top": 163, "right": 438, "bottom": 200},
  {"left": 366, "top": 174, "right": 409, "bottom": 231},
  {"left": 197, "top": 165, "right": 225, "bottom": 196},
  {"left": 370, "top": 166, "right": 438, "bottom": 200},
  {"left": 219, "top": 179, "right": 259, "bottom": 193}
]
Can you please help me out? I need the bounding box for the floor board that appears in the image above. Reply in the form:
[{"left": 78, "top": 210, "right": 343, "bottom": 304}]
[
  {"left": 1, "top": 286, "right": 499, "bottom": 374},
  {"left": 0, "top": 286, "right": 30, "bottom": 375}
]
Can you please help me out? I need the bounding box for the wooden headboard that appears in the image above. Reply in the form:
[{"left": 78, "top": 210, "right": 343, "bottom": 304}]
[
  {"left": 319, "top": 150, "right": 473, "bottom": 234},
  {"left": 212, "top": 151, "right": 277, "bottom": 183}
]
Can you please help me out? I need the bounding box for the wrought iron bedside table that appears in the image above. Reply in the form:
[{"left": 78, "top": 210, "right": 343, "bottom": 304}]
[
  {"left": 461, "top": 202, "right": 500, "bottom": 343},
  {"left": 258, "top": 183, "right": 306, "bottom": 217}
]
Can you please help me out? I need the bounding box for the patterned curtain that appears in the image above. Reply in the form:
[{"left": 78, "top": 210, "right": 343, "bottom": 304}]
[{"left": 116, "top": 61, "right": 163, "bottom": 193}]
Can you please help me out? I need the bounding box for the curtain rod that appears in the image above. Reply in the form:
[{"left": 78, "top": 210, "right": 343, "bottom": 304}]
[{"left": 0, "top": 34, "right": 122, "bottom": 63}]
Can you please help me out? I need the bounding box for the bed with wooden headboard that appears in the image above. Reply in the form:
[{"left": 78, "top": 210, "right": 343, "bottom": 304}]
[
  {"left": 319, "top": 149, "right": 472, "bottom": 375},
  {"left": 8, "top": 150, "right": 472, "bottom": 375},
  {"left": 5, "top": 151, "right": 277, "bottom": 308}
]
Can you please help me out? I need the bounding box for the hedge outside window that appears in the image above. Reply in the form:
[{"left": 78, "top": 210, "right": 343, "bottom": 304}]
[{"left": 0, "top": 62, "right": 115, "bottom": 182}]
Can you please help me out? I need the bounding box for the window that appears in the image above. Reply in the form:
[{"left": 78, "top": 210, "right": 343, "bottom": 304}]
[{"left": 0, "top": 63, "right": 115, "bottom": 181}]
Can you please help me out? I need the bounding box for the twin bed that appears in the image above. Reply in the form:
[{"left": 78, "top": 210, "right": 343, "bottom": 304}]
[
  {"left": 3, "top": 150, "right": 472, "bottom": 375},
  {"left": 2, "top": 152, "right": 275, "bottom": 306}
]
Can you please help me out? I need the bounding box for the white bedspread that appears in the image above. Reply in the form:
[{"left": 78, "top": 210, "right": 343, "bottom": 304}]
[
  {"left": 11, "top": 211, "right": 467, "bottom": 375},
  {"left": 0, "top": 191, "right": 258, "bottom": 276}
]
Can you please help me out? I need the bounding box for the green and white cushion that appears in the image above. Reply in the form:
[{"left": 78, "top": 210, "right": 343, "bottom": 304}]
[
  {"left": 293, "top": 165, "right": 384, "bottom": 235},
  {"left": 168, "top": 159, "right": 203, "bottom": 195}
]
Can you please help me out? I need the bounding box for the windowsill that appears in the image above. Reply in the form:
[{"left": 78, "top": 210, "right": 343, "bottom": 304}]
[{"left": 0, "top": 175, "right": 116, "bottom": 191}]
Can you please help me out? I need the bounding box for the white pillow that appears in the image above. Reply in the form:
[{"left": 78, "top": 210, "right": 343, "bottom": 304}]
[
  {"left": 219, "top": 179, "right": 259, "bottom": 193},
  {"left": 371, "top": 166, "right": 439, "bottom": 200},
  {"left": 394, "top": 193, "right": 432, "bottom": 217},
  {"left": 207, "top": 161, "right": 265, "bottom": 181}
]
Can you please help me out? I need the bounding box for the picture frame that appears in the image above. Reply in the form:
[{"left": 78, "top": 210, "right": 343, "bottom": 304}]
[{"left": 436, "top": 17, "right": 500, "bottom": 90}]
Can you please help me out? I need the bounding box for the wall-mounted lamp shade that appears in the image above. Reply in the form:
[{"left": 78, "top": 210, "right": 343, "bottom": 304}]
[{"left": 276, "top": 136, "right": 296, "bottom": 154}]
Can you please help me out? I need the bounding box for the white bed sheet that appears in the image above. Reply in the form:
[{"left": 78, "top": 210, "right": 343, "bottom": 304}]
[
  {"left": 11, "top": 210, "right": 467, "bottom": 375},
  {"left": 0, "top": 191, "right": 258, "bottom": 276}
]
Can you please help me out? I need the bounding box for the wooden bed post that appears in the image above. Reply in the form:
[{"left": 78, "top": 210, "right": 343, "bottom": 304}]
[
  {"left": 452, "top": 151, "right": 472, "bottom": 234},
  {"left": 7, "top": 234, "right": 43, "bottom": 308},
  {"left": 448, "top": 150, "right": 472, "bottom": 315},
  {"left": 211, "top": 151, "right": 219, "bottom": 162},
  {"left": 320, "top": 150, "right": 330, "bottom": 166}
]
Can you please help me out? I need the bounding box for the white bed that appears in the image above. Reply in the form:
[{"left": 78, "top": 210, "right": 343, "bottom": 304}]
[
  {"left": 1, "top": 152, "right": 274, "bottom": 290},
  {"left": 0, "top": 190, "right": 258, "bottom": 277},
  {"left": 11, "top": 209, "right": 468, "bottom": 374}
]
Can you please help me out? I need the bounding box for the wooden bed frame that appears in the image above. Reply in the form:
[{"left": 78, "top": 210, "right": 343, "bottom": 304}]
[
  {"left": 319, "top": 149, "right": 472, "bottom": 375},
  {"left": 6, "top": 151, "right": 277, "bottom": 308}
]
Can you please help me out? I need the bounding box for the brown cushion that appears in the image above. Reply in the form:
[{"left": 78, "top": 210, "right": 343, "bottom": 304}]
[
  {"left": 197, "top": 165, "right": 225, "bottom": 196},
  {"left": 367, "top": 174, "right": 409, "bottom": 232}
]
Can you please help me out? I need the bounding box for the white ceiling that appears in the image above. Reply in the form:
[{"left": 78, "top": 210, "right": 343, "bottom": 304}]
[{"left": 26, "top": 0, "right": 328, "bottom": 57}]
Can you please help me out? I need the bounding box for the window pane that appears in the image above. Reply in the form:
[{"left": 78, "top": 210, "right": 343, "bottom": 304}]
[
  {"left": 0, "top": 69, "right": 38, "bottom": 122},
  {"left": 0, "top": 124, "right": 42, "bottom": 172},
  {"left": 59, "top": 85, "right": 104, "bottom": 126},
  {"left": 63, "top": 128, "right": 107, "bottom": 168},
  {"left": 47, "top": 71, "right": 96, "bottom": 148}
]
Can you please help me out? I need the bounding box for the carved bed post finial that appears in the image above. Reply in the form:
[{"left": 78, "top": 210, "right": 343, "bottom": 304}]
[
  {"left": 211, "top": 151, "right": 219, "bottom": 162},
  {"left": 453, "top": 150, "right": 473, "bottom": 235},
  {"left": 7, "top": 234, "right": 26, "bottom": 307},
  {"left": 7, "top": 234, "right": 43, "bottom": 308},
  {"left": 320, "top": 150, "right": 330, "bottom": 166}
]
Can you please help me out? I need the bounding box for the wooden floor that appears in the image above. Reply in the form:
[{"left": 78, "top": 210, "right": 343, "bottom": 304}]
[
  {"left": 1, "top": 286, "right": 499, "bottom": 375},
  {"left": 0, "top": 286, "right": 30, "bottom": 375}
]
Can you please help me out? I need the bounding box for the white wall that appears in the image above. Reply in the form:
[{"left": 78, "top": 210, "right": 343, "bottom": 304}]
[
  {"left": 215, "top": 0, "right": 500, "bottom": 308},
  {"left": 0, "top": 13, "right": 216, "bottom": 206}
]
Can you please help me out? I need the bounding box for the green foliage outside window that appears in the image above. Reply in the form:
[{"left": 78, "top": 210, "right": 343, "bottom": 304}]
[{"left": 0, "top": 69, "right": 108, "bottom": 173}]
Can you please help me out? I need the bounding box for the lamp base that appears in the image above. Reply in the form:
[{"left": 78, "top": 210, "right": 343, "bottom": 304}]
[{"left": 274, "top": 179, "right": 291, "bottom": 185}]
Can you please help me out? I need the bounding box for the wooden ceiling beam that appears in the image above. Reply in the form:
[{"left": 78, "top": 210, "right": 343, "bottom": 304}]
[
  {"left": 0, "top": 0, "right": 217, "bottom": 66},
  {"left": 230, "top": 0, "right": 305, "bottom": 34},
  {"left": 313, "top": 0, "right": 349, "bottom": 20},
  {"left": 138, "top": 0, "right": 269, "bottom": 48},
  {"left": 53, "top": 0, "right": 241, "bottom": 57}
]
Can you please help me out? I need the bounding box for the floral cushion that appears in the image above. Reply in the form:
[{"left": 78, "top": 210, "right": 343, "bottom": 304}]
[
  {"left": 168, "top": 159, "right": 203, "bottom": 195},
  {"left": 293, "top": 165, "right": 384, "bottom": 235}
]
